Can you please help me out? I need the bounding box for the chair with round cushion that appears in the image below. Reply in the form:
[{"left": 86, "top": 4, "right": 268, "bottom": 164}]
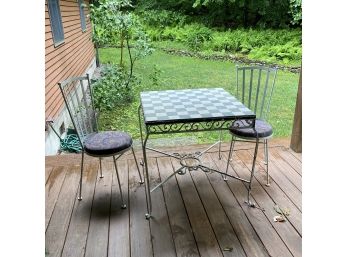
[
  {"left": 58, "top": 75, "right": 143, "bottom": 209},
  {"left": 224, "top": 66, "right": 278, "bottom": 187}
]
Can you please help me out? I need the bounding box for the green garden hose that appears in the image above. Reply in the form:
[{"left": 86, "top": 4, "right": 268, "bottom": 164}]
[
  {"left": 60, "top": 134, "right": 82, "bottom": 153},
  {"left": 46, "top": 121, "right": 82, "bottom": 153}
]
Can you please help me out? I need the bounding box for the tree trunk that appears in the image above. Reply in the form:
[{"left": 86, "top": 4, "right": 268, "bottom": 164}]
[{"left": 120, "top": 31, "right": 124, "bottom": 66}]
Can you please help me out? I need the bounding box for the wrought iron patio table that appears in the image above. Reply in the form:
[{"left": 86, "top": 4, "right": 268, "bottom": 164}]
[{"left": 138, "top": 88, "right": 259, "bottom": 219}]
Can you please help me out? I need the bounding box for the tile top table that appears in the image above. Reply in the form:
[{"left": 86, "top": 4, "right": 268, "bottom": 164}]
[
  {"left": 138, "top": 88, "right": 258, "bottom": 219},
  {"left": 140, "top": 88, "right": 255, "bottom": 126}
]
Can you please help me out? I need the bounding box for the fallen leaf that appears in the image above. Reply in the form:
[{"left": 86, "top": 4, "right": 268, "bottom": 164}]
[
  {"left": 223, "top": 247, "right": 233, "bottom": 252},
  {"left": 273, "top": 215, "right": 286, "bottom": 222},
  {"left": 274, "top": 205, "right": 290, "bottom": 216}
]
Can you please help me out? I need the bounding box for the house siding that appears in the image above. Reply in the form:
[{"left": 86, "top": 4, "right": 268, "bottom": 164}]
[
  {"left": 45, "top": 0, "right": 96, "bottom": 155},
  {"left": 45, "top": 0, "right": 95, "bottom": 120}
]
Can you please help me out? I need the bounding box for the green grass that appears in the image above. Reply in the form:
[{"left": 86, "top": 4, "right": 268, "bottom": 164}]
[{"left": 98, "top": 47, "right": 299, "bottom": 144}]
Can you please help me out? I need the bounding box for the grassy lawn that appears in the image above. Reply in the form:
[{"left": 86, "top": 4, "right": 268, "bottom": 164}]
[{"left": 98, "top": 47, "right": 300, "bottom": 144}]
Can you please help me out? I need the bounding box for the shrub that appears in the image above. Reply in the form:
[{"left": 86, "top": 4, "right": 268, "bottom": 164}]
[
  {"left": 137, "top": 9, "right": 302, "bottom": 65},
  {"left": 162, "top": 26, "right": 187, "bottom": 41},
  {"left": 149, "top": 64, "right": 163, "bottom": 87},
  {"left": 249, "top": 43, "right": 302, "bottom": 64},
  {"left": 92, "top": 64, "right": 140, "bottom": 111},
  {"left": 137, "top": 9, "right": 188, "bottom": 28},
  {"left": 184, "top": 24, "right": 213, "bottom": 51}
]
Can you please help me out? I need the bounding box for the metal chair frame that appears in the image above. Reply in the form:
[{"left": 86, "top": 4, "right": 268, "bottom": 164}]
[
  {"left": 58, "top": 74, "right": 143, "bottom": 209},
  {"left": 224, "top": 66, "right": 278, "bottom": 189}
]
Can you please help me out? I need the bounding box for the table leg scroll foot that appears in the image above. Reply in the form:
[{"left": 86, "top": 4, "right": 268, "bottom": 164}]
[
  {"left": 244, "top": 201, "right": 265, "bottom": 211},
  {"left": 244, "top": 200, "right": 254, "bottom": 207}
]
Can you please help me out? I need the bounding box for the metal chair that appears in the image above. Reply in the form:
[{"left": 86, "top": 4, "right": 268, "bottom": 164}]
[
  {"left": 58, "top": 74, "right": 143, "bottom": 209},
  {"left": 224, "top": 66, "right": 278, "bottom": 188}
]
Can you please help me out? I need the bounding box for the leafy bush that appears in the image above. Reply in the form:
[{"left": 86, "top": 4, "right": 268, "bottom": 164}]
[
  {"left": 149, "top": 64, "right": 163, "bottom": 87},
  {"left": 154, "top": 25, "right": 302, "bottom": 65},
  {"left": 148, "top": 23, "right": 213, "bottom": 51},
  {"left": 289, "top": 0, "right": 302, "bottom": 26},
  {"left": 136, "top": 10, "right": 302, "bottom": 65},
  {"left": 137, "top": 0, "right": 299, "bottom": 28},
  {"left": 185, "top": 24, "right": 213, "bottom": 51},
  {"left": 161, "top": 26, "right": 187, "bottom": 41},
  {"left": 92, "top": 64, "right": 140, "bottom": 111},
  {"left": 137, "top": 9, "right": 188, "bottom": 28},
  {"left": 249, "top": 43, "right": 302, "bottom": 64}
]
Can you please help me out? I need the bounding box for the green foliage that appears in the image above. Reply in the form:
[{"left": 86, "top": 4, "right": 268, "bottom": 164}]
[
  {"left": 137, "top": 9, "right": 188, "bottom": 28},
  {"left": 149, "top": 64, "right": 163, "bottom": 87},
  {"left": 90, "top": 0, "right": 134, "bottom": 47},
  {"left": 92, "top": 64, "right": 140, "bottom": 111},
  {"left": 141, "top": 20, "right": 302, "bottom": 65},
  {"left": 137, "top": 0, "right": 299, "bottom": 28},
  {"left": 130, "top": 27, "right": 155, "bottom": 61},
  {"left": 90, "top": 0, "right": 153, "bottom": 109},
  {"left": 289, "top": 0, "right": 302, "bottom": 26},
  {"left": 185, "top": 24, "right": 213, "bottom": 51},
  {"left": 90, "top": 0, "right": 153, "bottom": 65},
  {"left": 249, "top": 43, "right": 302, "bottom": 64}
]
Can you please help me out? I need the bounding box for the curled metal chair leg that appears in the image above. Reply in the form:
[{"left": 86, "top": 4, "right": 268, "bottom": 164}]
[
  {"left": 132, "top": 147, "right": 144, "bottom": 184},
  {"left": 78, "top": 151, "right": 84, "bottom": 201},
  {"left": 246, "top": 138, "right": 259, "bottom": 206},
  {"left": 113, "top": 156, "right": 126, "bottom": 209},
  {"left": 265, "top": 139, "right": 270, "bottom": 186},
  {"left": 99, "top": 157, "right": 104, "bottom": 178},
  {"left": 218, "top": 130, "right": 222, "bottom": 160},
  {"left": 223, "top": 136, "right": 235, "bottom": 181}
]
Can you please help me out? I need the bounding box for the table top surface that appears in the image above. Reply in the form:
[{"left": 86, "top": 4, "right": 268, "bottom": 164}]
[{"left": 140, "top": 88, "right": 255, "bottom": 125}]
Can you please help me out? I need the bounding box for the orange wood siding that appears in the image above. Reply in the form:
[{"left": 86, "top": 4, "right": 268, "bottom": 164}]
[{"left": 45, "top": 0, "right": 95, "bottom": 120}]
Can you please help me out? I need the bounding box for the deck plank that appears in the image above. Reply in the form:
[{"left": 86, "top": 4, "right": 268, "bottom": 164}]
[
  {"left": 45, "top": 142, "right": 302, "bottom": 257},
  {"left": 219, "top": 152, "right": 302, "bottom": 257},
  {"left": 172, "top": 158, "right": 224, "bottom": 257},
  {"left": 265, "top": 150, "right": 302, "bottom": 192},
  {"left": 45, "top": 166, "right": 67, "bottom": 231},
  {"left": 45, "top": 166, "right": 54, "bottom": 184},
  {"left": 148, "top": 158, "right": 177, "bottom": 257},
  {"left": 190, "top": 155, "right": 247, "bottom": 257},
  {"left": 231, "top": 152, "right": 302, "bottom": 235},
  {"left": 240, "top": 150, "right": 302, "bottom": 212},
  {"left": 209, "top": 152, "right": 293, "bottom": 257},
  {"left": 84, "top": 160, "right": 113, "bottom": 257},
  {"left": 271, "top": 147, "right": 302, "bottom": 176},
  {"left": 129, "top": 157, "right": 153, "bottom": 257},
  {"left": 157, "top": 157, "right": 200, "bottom": 257},
  {"left": 108, "top": 159, "right": 131, "bottom": 257},
  {"left": 45, "top": 165, "right": 80, "bottom": 257},
  {"left": 242, "top": 149, "right": 302, "bottom": 194},
  {"left": 288, "top": 148, "right": 302, "bottom": 161},
  {"left": 61, "top": 163, "right": 98, "bottom": 257},
  {"left": 204, "top": 153, "right": 270, "bottom": 257}
]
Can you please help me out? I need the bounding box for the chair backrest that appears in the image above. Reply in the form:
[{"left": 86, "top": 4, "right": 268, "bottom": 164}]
[
  {"left": 235, "top": 65, "right": 278, "bottom": 121},
  {"left": 58, "top": 74, "right": 98, "bottom": 144}
]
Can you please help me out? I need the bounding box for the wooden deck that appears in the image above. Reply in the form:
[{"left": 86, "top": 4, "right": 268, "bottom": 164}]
[{"left": 45, "top": 139, "right": 302, "bottom": 257}]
